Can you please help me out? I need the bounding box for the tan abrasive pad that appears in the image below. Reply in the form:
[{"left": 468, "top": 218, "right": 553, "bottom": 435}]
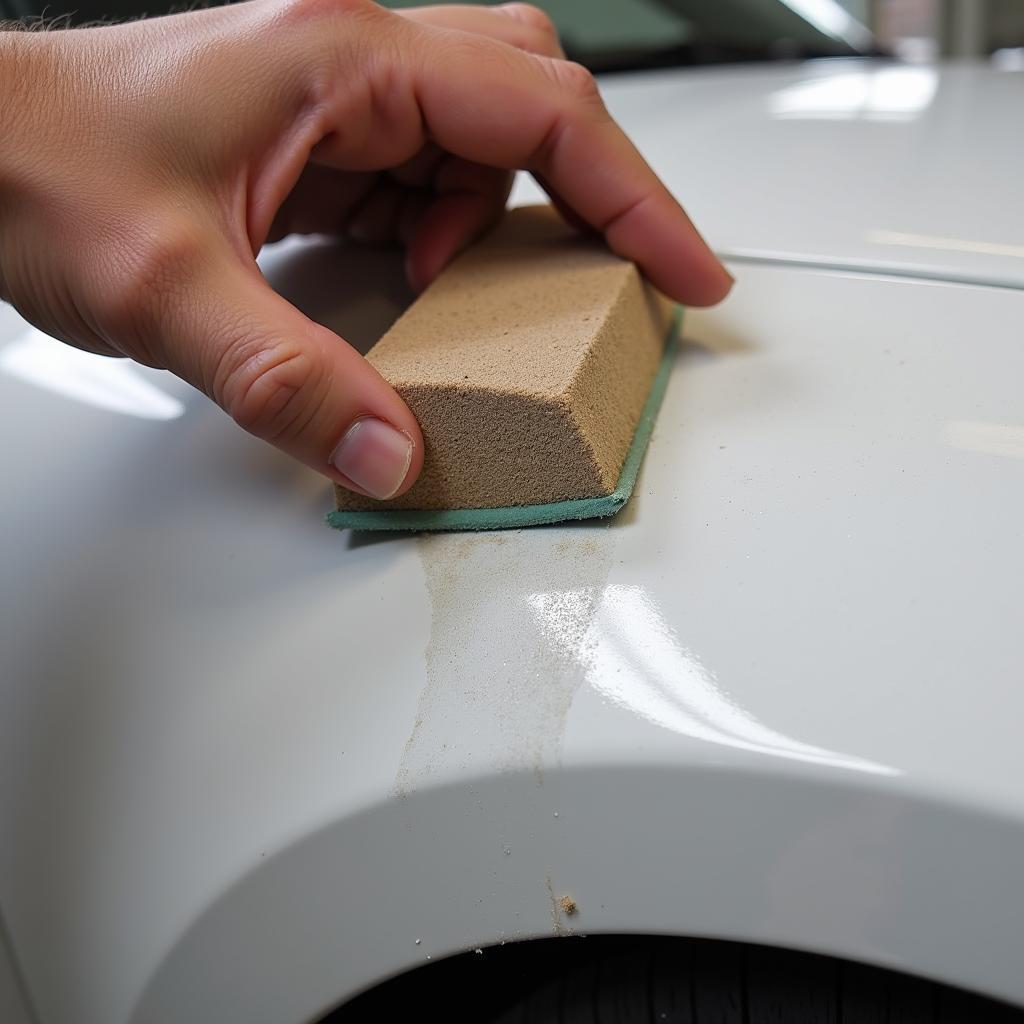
[{"left": 334, "top": 204, "right": 673, "bottom": 513}]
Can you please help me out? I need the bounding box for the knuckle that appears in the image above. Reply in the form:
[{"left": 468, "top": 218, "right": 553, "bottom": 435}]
[
  {"left": 217, "top": 340, "right": 321, "bottom": 443},
  {"left": 275, "top": 0, "right": 376, "bottom": 25},
  {"left": 268, "top": 0, "right": 387, "bottom": 80},
  {"left": 275, "top": 0, "right": 392, "bottom": 54},
  {"left": 502, "top": 3, "right": 558, "bottom": 38},
  {"left": 548, "top": 59, "right": 600, "bottom": 103}
]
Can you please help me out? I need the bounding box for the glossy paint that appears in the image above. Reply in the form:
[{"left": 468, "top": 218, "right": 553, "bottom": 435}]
[
  {"left": 3, "top": 60, "right": 1024, "bottom": 1024},
  {"left": 513, "top": 61, "right": 1024, "bottom": 288},
  {"left": 2, "top": 246, "right": 1024, "bottom": 1022}
]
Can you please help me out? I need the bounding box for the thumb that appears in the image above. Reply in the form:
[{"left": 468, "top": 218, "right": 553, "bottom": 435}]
[{"left": 152, "top": 253, "right": 423, "bottom": 500}]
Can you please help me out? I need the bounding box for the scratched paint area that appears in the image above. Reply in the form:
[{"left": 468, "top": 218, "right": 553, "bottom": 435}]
[{"left": 396, "top": 529, "right": 616, "bottom": 793}]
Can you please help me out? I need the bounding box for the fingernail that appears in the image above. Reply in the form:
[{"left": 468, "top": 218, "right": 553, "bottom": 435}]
[{"left": 331, "top": 417, "right": 414, "bottom": 500}]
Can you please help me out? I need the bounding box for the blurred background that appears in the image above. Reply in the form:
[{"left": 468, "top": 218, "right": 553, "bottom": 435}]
[
  {"left": 395, "top": 1, "right": 1024, "bottom": 70},
  {"left": 876, "top": 0, "right": 1024, "bottom": 65},
  {"left": 423, "top": 1, "right": 1023, "bottom": 70},
  {"left": 3, "top": 0, "right": 1023, "bottom": 70},
  {"left": 383, "top": 1, "right": 1024, "bottom": 70},
  {"left": 2, "top": 0, "right": 1024, "bottom": 70}
]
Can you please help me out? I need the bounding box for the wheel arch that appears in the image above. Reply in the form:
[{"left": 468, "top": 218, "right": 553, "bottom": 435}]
[{"left": 132, "top": 762, "right": 1024, "bottom": 1023}]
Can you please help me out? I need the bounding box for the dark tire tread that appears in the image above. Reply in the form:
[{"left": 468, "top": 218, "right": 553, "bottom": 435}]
[{"left": 325, "top": 936, "right": 1022, "bottom": 1024}]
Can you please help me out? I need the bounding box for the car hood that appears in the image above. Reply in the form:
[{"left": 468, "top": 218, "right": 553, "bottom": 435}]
[{"left": 514, "top": 60, "right": 1024, "bottom": 289}]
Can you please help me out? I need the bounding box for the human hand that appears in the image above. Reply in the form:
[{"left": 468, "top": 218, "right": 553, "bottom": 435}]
[{"left": 0, "top": 1, "right": 732, "bottom": 499}]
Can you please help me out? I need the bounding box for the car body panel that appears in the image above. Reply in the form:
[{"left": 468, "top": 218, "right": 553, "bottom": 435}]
[
  {"left": 513, "top": 61, "right": 1024, "bottom": 289},
  {"left": 0, "top": 921, "right": 32, "bottom": 1024},
  {"left": 2, "top": 242, "right": 1023, "bottom": 1023}
]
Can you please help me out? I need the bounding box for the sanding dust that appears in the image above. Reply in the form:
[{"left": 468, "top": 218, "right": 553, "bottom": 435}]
[
  {"left": 393, "top": 528, "right": 616, "bottom": 795},
  {"left": 335, "top": 205, "right": 671, "bottom": 512}
]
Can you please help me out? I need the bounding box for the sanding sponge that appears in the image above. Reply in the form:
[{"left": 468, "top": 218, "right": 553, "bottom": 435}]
[{"left": 328, "top": 205, "right": 678, "bottom": 532}]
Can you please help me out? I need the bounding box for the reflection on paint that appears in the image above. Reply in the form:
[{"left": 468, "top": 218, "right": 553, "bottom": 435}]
[
  {"left": 946, "top": 420, "right": 1024, "bottom": 460},
  {"left": 530, "top": 584, "right": 896, "bottom": 776},
  {"left": 770, "top": 68, "right": 937, "bottom": 120},
  {"left": 0, "top": 329, "right": 185, "bottom": 420},
  {"left": 777, "top": 0, "right": 868, "bottom": 45},
  {"left": 866, "top": 229, "right": 1024, "bottom": 260}
]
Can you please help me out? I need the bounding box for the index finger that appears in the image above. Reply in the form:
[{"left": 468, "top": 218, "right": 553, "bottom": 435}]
[{"left": 408, "top": 35, "right": 733, "bottom": 306}]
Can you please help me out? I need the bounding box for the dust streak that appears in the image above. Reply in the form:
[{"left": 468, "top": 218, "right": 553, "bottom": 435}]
[{"left": 395, "top": 529, "right": 615, "bottom": 793}]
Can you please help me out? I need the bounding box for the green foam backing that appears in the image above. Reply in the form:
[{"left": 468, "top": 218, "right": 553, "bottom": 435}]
[{"left": 326, "top": 308, "right": 681, "bottom": 533}]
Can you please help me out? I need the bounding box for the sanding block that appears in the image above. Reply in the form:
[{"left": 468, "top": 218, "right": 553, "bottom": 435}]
[{"left": 328, "top": 205, "right": 679, "bottom": 532}]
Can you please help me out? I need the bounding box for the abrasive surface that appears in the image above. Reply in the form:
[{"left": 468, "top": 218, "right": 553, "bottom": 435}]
[{"left": 334, "top": 205, "right": 671, "bottom": 511}]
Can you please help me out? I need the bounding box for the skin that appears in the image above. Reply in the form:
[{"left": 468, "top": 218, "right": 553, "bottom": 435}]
[{"left": 0, "top": 0, "right": 732, "bottom": 499}]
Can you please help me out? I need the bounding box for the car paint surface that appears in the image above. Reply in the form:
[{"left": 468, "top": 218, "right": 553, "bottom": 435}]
[
  {"left": 1, "top": 61, "right": 1023, "bottom": 1024},
  {"left": 513, "top": 61, "right": 1024, "bottom": 289}
]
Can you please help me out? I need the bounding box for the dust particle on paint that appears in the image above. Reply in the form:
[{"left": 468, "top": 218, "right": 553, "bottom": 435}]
[{"left": 546, "top": 874, "right": 576, "bottom": 936}]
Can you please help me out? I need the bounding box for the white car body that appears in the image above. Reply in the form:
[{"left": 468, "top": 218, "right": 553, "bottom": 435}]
[{"left": 1, "top": 59, "right": 1022, "bottom": 1024}]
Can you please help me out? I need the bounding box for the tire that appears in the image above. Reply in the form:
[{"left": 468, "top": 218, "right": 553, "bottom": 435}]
[
  {"left": 326, "top": 936, "right": 1023, "bottom": 1024},
  {"left": 487, "top": 939, "right": 1020, "bottom": 1024}
]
